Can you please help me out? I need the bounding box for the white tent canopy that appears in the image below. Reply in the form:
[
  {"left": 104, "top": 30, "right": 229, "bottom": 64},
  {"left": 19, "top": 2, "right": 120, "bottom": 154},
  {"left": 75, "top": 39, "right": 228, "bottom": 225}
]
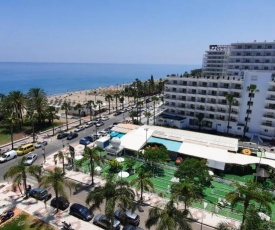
[{"left": 120, "top": 126, "right": 154, "bottom": 151}]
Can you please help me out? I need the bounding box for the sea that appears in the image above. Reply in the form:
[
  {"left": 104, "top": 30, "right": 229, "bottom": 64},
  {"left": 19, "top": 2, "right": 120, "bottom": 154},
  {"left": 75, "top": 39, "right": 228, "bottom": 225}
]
[{"left": 0, "top": 62, "right": 199, "bottom": 96}]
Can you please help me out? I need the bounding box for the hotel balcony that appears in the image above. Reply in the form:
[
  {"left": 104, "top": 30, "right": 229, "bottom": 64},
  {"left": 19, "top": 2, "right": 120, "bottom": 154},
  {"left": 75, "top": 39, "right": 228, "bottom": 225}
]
[{"left": 261, "top": 122, "right": 273, "bottom": 127}]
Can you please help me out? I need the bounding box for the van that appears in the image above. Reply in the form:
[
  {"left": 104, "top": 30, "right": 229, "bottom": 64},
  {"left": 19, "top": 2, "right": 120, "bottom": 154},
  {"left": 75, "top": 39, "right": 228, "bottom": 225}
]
[
  {"left": 16, "top": 143, "right": 35, "bottom": 156},
  {"left": 0, "top": 150, "right": 17, "bottom": 163}
]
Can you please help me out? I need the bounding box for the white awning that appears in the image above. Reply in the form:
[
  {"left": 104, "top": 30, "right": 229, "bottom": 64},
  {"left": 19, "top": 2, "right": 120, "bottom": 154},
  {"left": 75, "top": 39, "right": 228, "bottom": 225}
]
[
  {"left": 120, "top": 126, "right": 154, "bottom": 151},
  {"left": 178, "top": 142, "right": 275, "bottom": 169}
]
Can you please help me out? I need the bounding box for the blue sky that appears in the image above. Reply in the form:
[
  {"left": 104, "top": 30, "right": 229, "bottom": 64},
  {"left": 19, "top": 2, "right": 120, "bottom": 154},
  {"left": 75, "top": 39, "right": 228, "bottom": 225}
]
[{"left": 0, "top": 0, "right": 275, "bottom": 65}]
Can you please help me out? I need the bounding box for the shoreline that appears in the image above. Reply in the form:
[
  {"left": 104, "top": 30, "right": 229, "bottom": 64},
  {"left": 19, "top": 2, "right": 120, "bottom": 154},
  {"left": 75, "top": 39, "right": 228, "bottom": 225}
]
[{"left": 47, "top": 83, "right": 134, "bottom": 110}]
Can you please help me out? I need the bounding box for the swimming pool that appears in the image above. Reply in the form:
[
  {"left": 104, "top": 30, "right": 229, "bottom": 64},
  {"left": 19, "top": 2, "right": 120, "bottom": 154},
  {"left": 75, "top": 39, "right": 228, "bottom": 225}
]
[
  {"left": 110, "top": 131, "right": 125, "bottom": 139},
  {"left": 148, "top": 137, "right": 183, "bottom": 152}
]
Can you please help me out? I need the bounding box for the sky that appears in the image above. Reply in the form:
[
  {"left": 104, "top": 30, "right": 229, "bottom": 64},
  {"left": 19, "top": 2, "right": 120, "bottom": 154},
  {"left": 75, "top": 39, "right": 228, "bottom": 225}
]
[{"left": 0, "top": 0, "right": 275, "bottom": 65}]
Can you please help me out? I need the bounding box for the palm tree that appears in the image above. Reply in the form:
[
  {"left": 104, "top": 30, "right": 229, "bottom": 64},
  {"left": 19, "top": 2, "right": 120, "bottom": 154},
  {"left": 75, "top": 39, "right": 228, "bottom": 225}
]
[
  {"left": 3, "top": 157, "right": 42, "bottom": 196},
  {"left": 25, "top": 108, "right": 38, "bottom": 143},
  {"left": 26, "top": 88, "right": 48, "bottom": 126},
  {"left": 151, "top": 96, "right": 159, "bottom": 125},
  {"left": 61, "top": 101, "right": 72, "bottom": 131},
  {"left": 2, "top": 109, "right": 18, "bottom": 150},
  {"left": 196, "top": 113, "right": 204, "bottom": 131},
  {"left": 74, "top": 103, "right": 82, "bottom": 125},
  {"left": 145, "top": 199, "right": 192, "bottom": 230},
  {"left": 96, "top": 100, "right": 103, "bottom": 118},
  {"left": 136, "top": 101, "right": 143, "bottom": 124},
  {"left": 225, "top": 180, "right": 273, "bottom": 228},
  {"left": 54, "top": 150, "right": 67, "bottom": 175},
  {"left": 225, "top": 94, "right": 236, "bottom": 135},
  {"left": 243, "top": 84, "right": 259, "bottom": 137},
  {"left": 6, "top": 90, "right": 26, "bottom": 127},
  {"left": 171, "top": 181, "right": 200, "bottom": 215},
  {"left": 130, "top": 168, "right": 154, "bottom": 201},
  {"left": 144, "top": 111, "right": 151, "bottom": 125},
  {"left": 83, "top": 146, "right": 104, "bottom": 185},
  {"left": 119, "top": 96, "right": 124, "bottom": 110},
  {"left": 46, "top": 106, "right": 59, "bottom": 136},
  {"left": 105, "top": 94, "right": 113, "bottom": 114},
  {"left": 40, "top": 167, "right": 76, "bottom": 212},
  {"left": 86, "top": 176, "right": 135, "bottom": 221},
  {"left": 114, "top": 93, "right": 120, "bottom": 112},
  {"left": 85, "top": 100, "right": 94, "bottom": 121}
]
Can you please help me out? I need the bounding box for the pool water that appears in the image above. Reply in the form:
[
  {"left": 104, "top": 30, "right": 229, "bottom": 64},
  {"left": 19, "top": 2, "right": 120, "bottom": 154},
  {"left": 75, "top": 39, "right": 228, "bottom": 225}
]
[
  {"left": 110, "top": 131, "right": 125, "bottom": 139},
  {"left": 148, "top": 137, "right": 182, "bottom": 152}
]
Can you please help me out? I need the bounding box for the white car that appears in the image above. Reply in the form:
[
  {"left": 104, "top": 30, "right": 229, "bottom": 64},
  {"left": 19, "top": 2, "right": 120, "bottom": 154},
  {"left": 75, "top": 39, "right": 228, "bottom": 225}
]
[
  {"left": 35, "top": 141, "right": 48, "bottom": 148},
  {"left": 101, "top": 116, "right": 109, "bottom": 121},
  {"left": 98, "top": 131, "right": 108, "bottom": 136},
  {"left": 74, "top": 126, "right": 85, "bottom": 132},
  {"left": 24, "top": 153, "right": 38, "bottom": 166}
]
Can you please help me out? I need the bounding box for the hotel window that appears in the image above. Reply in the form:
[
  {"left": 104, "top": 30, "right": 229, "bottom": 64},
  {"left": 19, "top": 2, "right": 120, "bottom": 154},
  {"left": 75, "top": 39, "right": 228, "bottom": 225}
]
[
  {"left": 267, "top": 45, "right": 272, "bottom": 49},
  {"left": 172, "top": 88, "right": 177, "bottom": 91},
  {"left": 247, "top": 101, "right": 253, "bottom": 106},
  {"left": 257, "top": 46, "right": 262, "bottom": 49},
  {"left": 256, "top": 53, "right": 261, "bottom": 56},
  {"left": 246, "top": 109, "right": 252, "bottom": 114},
  {"left": 265, "top": 60, "right": 270, "bottom": 63},
  {"left": 248, "top": 93, "right": 255, "bottom": 98},
  {"left": 172, "top": 95, "right": 176, "bottom": 99},
  {"left": 191, "top": 97, "right": 196, "bottom": 101},
  {"left": 209, "top": 114, "right": 214, "bottom": 119},
  {"left": 192, "top": 89, "right": 196, "bottom": 94},
  {"left": 190, "top": 112, "right": 194, "bottom": 116},
  {"left": 173, "top": 81, "right": 177, "bottom": 84},
  {"left": 254, "top": 66, "right": 258, "bottom": 70},
  {"left": 264, "top": 67, "right": 269, "bottom": 70},
  {"left": 171, "top": 102, "right": 176, "bottom": 106},
  {"left": 264, "top": 129, "right": 268, "bottom": 132},
  {"left": 192, "top": 82, "right": 197, "bottom": 86},
  {"left": 237, "top": 53, "right": 241, "bottom": 56},
  {"left": 255, "top": 60, "right": 259, "bottom": 63},
  {"left": 236, "top": 59, "right": 240, "bottom": 62},
  {"left": 266, "top": 53, "right": 271, "bottom": 56}
]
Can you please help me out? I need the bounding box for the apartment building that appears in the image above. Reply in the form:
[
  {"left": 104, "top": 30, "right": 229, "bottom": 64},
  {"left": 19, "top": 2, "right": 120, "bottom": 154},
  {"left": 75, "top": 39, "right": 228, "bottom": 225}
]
[{"left": 160, "top": 41, "right": 275, "bottom": 139}]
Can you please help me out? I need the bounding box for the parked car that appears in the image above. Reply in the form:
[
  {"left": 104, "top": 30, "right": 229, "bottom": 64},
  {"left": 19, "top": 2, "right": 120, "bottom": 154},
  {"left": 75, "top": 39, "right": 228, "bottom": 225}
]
[
  {"left": 0, "top": 150, "right": 17, "bottom": 163},
  {"left": 92, "top": 134, "right": 101, "bottom": 140},
  {"left": 114, "top": 111, "right": 121, "bottom": 116},
  {"left": 24, "top": 153, "right": 38, "bottom": 165},
  {"left": 29, "top": 188, "right": 52, "bottom": 201},
  {"left": 101, "top": 116, "right": 109, "bottom": 121},
  {"left": 0, "top": 148, "right": 10, "bottom": 154},
  {"left": 98, "top": 131, "right": 108, "bottom": 136},
  {"left": 69, "top": 203, "right": 93, "bottom": 221},
  {"left": 79, "top": 138, "right": 91, "bottom": 146},
  {"left": 50, "top": 196, "right": 70, "bottom": 210},
  {"left": 114, "top": 209, "right": 140, "bottom": 226},
  {"left": 57, "top": 132, "right": 69, "bottom": 139},
  {"left": 35, "top": 141, "right": 48, "bottom": 148},
  {"left": 83, "top": 136, "right": 95, "bottom": 142},
  {"left": 84, "top": 121, "right": 94, "bottom": 128},
  {"left": 93, "top": 214, "right": 121, "bottom": 230},
  {"left": 96, "top": 121, "right": 104, "bottom": 127},
  {"left": 74, "top": 126, "right": 85, "bottom": 132},
  {"left": 67, "top": 132, "right": 78, "bottom": 140},
  {"left": 123, "top": 225, "right": 144, "bottom": 230}
]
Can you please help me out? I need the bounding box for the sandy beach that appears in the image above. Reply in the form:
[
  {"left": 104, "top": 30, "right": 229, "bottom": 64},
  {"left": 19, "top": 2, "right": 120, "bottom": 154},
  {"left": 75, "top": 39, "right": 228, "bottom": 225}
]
[{"left": 47, "top": 84, "right": 134, "bottom": 113}]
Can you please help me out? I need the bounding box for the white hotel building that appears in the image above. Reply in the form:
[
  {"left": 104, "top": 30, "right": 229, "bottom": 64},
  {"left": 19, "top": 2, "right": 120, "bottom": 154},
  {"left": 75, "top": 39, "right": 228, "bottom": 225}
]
[{"left": 160, "top": 41, "right": 275, "bottom": 140}]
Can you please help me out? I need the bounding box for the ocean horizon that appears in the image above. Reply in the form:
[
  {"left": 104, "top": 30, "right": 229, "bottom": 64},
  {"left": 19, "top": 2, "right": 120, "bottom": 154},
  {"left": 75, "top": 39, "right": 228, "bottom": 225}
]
[{"left": 0, "top": 62, "right": 200, "bottom": 96}]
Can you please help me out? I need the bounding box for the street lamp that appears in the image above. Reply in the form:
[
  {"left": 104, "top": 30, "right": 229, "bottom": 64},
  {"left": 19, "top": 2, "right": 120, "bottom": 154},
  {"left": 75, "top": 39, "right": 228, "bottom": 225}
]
[
  {"left": 256, "top": 148, "right": 265, "bottom": 182},
  {"left": 144, "top": 127, "right": 148, "bottom": 146},
  {"left": 42, "top": 146, "right": 46, "bottom": 163}
]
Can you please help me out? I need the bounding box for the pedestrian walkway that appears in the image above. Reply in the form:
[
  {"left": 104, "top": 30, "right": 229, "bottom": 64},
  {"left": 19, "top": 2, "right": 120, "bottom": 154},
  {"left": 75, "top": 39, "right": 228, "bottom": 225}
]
[{"left": 0, "top": 182, "right": 102, "bottom": 230}]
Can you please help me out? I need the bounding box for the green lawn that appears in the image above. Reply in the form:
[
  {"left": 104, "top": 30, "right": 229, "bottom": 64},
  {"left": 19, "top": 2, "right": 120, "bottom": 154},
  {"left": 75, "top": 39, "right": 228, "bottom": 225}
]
[
  {"left": 0, "top": 213, "right": 55, "bottom": 230},
  {"left": 77, "top": 156, "right": 275, "bottom": 221}
]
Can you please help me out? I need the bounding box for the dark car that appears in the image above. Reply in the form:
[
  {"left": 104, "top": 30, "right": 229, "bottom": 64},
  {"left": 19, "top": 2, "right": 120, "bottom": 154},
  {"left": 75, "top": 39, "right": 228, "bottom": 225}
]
[
  {"left": 114, "top": 111, "right": 121, "bottom": 116},
  {"left": 123, "top": 225, "right": 144, "bottom": 230},
  {"left": 67, "top": 132, "right": 78, "bottom": 140},
  {"left": 83, "top": 136, "right": 95, "bottom": 142},
  {"left": 114, "top": 209, "right": 140, "bottom": 226},
  {"left": 79, "top": 138, "right": 91, "bottom": 146},
  {"left": 69, "top": 203, "right": 93, "bottom": 221},
  {"left": 92, "top": 134, "right": 101, "bottom": 140},
  {"left": 93, "top": 214, "right": 121, "bottom": 230},
  {"left": 50, "top": 196, "right": 70, "bottom": 210},
  {"left": 29, "top": 188, "right": 52, "bottom": 201},
  {"left": 57, "top": 132, "right": 69, "bottom": 139}
]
